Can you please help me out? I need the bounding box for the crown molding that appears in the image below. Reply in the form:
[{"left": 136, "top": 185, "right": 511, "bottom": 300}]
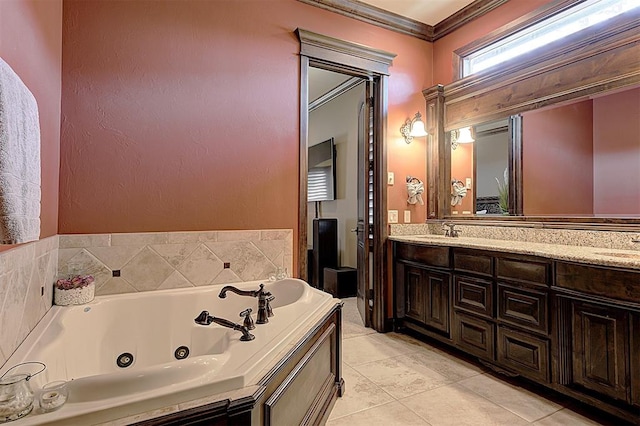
[
  {"left": 298, "top": 0, "right": 508, "bottom": 42},
  {"left": 297, "top": 0, "right": 433, "bottom": 41},
  {"left": 433, "top": 0, "right": 509, "bottom": 40}
]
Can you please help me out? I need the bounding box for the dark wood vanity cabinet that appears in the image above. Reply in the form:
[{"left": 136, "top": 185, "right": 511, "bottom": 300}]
[
  {"left": 570, "top": 300, "right": 629, "bottom": 402},
  {"left": 632, "top": 314, "right": 640, "bottom": 408},
  {"left": 393, "top": 242, "right": 640, "bottom": 424},
  {"left": 394, "top": 244, "right": 451, "bottom": 338},
  {"left": 554, "top": 262, "right": 640, "bottom": 417},
  {"left": 404, "top": 265, "right": 450, "bottom": 333},
  {"left": 452, "top": 249, "right": 552, "bottom": 382}
]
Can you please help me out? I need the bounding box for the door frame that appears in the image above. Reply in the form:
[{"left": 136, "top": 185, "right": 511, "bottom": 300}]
[{"left": 296, "top": 29, "right": 396, "bottom": 331}]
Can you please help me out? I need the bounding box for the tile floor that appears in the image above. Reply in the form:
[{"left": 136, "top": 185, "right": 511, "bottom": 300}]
[{"left": 328, "top": 298, "right": 630, "bottom": 426}]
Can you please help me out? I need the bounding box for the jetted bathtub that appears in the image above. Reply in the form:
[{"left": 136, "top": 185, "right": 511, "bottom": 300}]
[{"left": 0, "top": 278, "right": 339, "bottom": 425}]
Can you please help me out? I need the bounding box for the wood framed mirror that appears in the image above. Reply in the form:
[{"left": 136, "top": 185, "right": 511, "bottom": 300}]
[{"left": 425, "top": 2, "right": 640, "bottom": 225}]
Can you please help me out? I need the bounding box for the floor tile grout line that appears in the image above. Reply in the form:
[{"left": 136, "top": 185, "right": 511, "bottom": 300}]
[
  {"left": 328, "top": 399, "right": 431, "bottom": 425},
  {"left": 394, "top": 394, "right": 440, "bottom": 426},
  {"left": 454, "top": 374, "right": 564, "bottom": 423},
  {"left": 394, "top": 382, "right": 538, "bottom": 425},
  {"left": 327, "top": 388, "right": 395, "bottom": 422}
]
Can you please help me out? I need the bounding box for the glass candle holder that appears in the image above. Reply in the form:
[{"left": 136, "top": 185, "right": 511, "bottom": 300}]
[{"left": 38, "top": 381, "right": 68, "bottom": 413}]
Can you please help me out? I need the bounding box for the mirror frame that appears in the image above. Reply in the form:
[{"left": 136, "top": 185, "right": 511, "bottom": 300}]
[{"left": 424, "top": 3, "right": 640, "bottom": 226}]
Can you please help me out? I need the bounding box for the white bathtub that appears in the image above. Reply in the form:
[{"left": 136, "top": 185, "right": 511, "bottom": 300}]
[{"left": 0, "top": 278, "right": 337, "bottom": 425}]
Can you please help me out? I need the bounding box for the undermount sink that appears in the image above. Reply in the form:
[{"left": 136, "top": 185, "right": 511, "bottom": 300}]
[{"left": 594, "top": 252, "right": 640, "bottom": 260}]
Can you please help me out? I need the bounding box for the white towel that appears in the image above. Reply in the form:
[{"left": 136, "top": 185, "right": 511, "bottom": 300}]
[{"left": 0, "top": 57, "right": 41, "bottom": 244}]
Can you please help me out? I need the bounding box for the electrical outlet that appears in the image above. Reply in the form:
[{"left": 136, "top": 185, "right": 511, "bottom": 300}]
[
  {"left": 388, "top": 210, "right": 398, "bottom": 223},
  {"left": 404, "top": 210, "right": 411, "bottom": 223},
  {"left": 388, "top": 172, "right": 394, "bottom": 185}
]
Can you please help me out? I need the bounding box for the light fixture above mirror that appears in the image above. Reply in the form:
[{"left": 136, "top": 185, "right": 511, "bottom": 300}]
[{"left": 400, "top": 111, "right": 428, "bottom": 144}]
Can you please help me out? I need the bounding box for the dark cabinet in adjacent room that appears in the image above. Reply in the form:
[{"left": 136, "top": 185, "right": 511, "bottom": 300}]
[{"left": 310, "top": 218, "right": 338, "bottom": 289}]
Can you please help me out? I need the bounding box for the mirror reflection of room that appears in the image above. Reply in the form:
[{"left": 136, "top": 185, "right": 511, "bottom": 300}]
[{"left": 450, "top": 86, "right": 640, "bottom": 218}]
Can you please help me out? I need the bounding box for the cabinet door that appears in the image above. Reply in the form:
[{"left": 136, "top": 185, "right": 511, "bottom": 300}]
[
  {"left": 405, "top": 265, "right": 426, "bottom": 323},
  {"left": 632, "top": 314, "right": 640, "bottom": 407},
  {"left": 424, "top": 270, "right": 451, "bottom": 333},
  {"left": 572, "top": 301, "right": 629, "bottom": 402},
  {"left": 404, "top": 265, "right": 450, "bottom": 334}
]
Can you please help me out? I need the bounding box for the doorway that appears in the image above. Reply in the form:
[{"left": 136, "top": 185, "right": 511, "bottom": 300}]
[{"left": 297, "top": 29, "right": 396, "bottom": 331}]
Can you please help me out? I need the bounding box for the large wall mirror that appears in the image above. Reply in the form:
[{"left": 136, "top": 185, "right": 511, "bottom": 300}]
[
  {"left": 449, "top": 85, "right": 640, "bottom": 218},
  {"left": 425, "top": 3, "right": 640, "bottom": 224}
]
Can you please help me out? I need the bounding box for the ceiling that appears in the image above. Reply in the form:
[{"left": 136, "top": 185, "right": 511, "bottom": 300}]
[{"left": 358, "top": 0, "right": 476, "bottom": 26}]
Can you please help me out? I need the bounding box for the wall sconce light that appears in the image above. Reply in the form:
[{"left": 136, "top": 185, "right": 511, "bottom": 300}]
[
  {"left": 400, "top": 112, "right": 428, "bottom": 144},
  {"left": 451, "top": 126, "right": 475, "bottom": 150}
]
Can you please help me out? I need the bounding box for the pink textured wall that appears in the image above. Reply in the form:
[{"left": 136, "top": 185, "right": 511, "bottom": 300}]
[
  {"left": 432, "top": 0, "right": 553, "bottom": 85},
  {"left": 522, "top": 100, "right": 594, "bottom": 216},
  {"left": 0, "top": 0, "right": 62, "bottom": 252},
  {"left": 60, "top": 0, "right": 433, "bottom": 268},
  {"left": 593, "top": 87, "right": 640, "bottom": 215}
]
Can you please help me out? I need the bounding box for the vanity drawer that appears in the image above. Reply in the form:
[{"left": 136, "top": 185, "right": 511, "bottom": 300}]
[
  {"left": 454, "top": 249, "right": 493, "bottom": 277},
  {"left": 556, "top": 262, "right": 639, "bottom": 303},
  {"left": 497, "top": 326, "right": 550, "bottom": 383},
  {"left": 453, "top": 311, "right": 495, "bottom": 361},
  {"left": 497, "top": 256, "right": 550, "bottom": 287},
  {"left": 395, "top": 243, "right": 450, "bottom": 268},
  {"left": 497, "top": 283, "right": 548, "bottom": 334},
  {"left": 454, "top": 275, "right": 493, "bottom": 318}
]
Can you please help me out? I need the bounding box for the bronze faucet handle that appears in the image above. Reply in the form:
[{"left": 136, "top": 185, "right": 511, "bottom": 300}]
[
  {"left": 265, "top": 295, "right": 275, "bottom": 317},
  {"left": 239, "top": 308, "right": 255, "bottom": 330}
]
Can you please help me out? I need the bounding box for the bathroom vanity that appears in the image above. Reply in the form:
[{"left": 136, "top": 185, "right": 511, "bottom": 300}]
[
  {"left": 396, "top": 6, "right": 640, "bottom": 422},
  {"left": 391, "top": 235, "right": 640, "bottom": 424}
]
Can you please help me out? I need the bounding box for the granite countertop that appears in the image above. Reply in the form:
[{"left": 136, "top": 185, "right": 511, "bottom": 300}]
[{"left": 389, "top": 234, "right": 640, "bottom": 271}]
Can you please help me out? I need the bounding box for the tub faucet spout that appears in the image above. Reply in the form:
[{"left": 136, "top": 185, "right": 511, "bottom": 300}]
[
  {"left": 219, "top": 286, "right": 259, "bottom": 298},
  {"left": 218, "top": 284, "right": 273, "bottom": 324},
  {"left": 194, "top": 310, "right": 255, "bottom": 341}
]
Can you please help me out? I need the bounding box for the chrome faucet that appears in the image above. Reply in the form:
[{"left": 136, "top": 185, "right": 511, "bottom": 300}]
[
  {"left": 194, "top": 310, "right": 255, "bottom": 341},
  {"left": 219, "top": 283, "right": 274, "bottom": 324},
  {"left": 443, "top": 223, "right": 461, "bottom": 238}
]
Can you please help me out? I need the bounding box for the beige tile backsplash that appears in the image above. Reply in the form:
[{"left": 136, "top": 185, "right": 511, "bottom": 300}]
[
  {"left": 0, "top": 236, "right": 58, "bottom": 370},
  {"left": 59, "top": 230, "right": 293, "bottom": 296},
  {"left": 0, "top": 229, "right": 292, "bottom": 370},
  {"left": 390, "top": 223, "right": 640, "bottom": 251}
]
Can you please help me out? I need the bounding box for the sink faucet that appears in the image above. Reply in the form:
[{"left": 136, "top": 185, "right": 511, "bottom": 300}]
[
  {"left": 219, "top": 283, "right": 274, "bottom": 324},
  {"left": 443, "top": 223, "right": 460, "bottom": 238},
  {"left": 194, "top": 310, "right": 255, "bottom": 341}
]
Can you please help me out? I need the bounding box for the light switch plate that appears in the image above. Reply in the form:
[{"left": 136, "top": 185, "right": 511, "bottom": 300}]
[
  {"left": 388, "top": 210, "right": 398, "bottom": 223},
  {"left": 466, "top": 177, "right": 472, "bottom": 189},
  {"left": 404, "top": 210, "right": 411, "bottom": 223},
  {"left": 388, "top": 172, "right": 395, "bottom": 185}
]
